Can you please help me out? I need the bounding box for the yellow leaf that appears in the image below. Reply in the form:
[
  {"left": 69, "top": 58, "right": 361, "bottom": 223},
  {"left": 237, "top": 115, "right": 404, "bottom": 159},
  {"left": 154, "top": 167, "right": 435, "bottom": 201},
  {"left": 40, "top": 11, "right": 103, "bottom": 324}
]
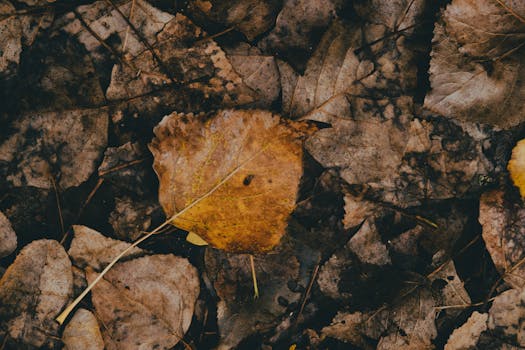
[
  {"left": 150, "top": 110, "right": 313, "bottom": 253},
  {"left": 186, "top": 232, "right": 208, "bottom": 246},
  {"left": 508, "top": 139, "right": 525, "bottom": 198}
]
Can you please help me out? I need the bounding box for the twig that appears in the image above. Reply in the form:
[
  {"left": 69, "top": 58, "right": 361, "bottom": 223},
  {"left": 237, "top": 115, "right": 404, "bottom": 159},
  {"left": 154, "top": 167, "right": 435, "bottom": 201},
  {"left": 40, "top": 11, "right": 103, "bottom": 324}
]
[
  {"left": 98, "top": 158, "right": 146, "bottom": 176},
  {"left": 250, "top": 255, "right": 259, "bottom": 299},
  {"left": 50, "top": 176, "right": 65, "bottom": 239},
  {"left": 296, "top": 264, "right": 320, "bottom": 322}
]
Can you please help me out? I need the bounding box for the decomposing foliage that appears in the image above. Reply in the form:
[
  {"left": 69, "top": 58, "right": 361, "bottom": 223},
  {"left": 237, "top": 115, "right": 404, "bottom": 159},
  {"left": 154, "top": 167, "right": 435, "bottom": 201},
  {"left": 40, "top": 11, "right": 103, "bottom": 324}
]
[{"left": 1, "top": 0, "right": 525, "bottom": 348}]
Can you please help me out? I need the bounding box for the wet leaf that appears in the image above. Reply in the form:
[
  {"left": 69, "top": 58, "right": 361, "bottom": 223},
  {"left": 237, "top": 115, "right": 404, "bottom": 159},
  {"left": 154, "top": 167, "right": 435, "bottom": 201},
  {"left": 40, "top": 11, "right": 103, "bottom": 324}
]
[
  {"left": 87, "top": 254, "right": 200, "bottom": 350},
  {"left": 0, "top": 239, "right": 73, "bottom": 348},
  {"left": 508, "top": 139, "right": 525, "bottom": 197},
  {"left": 487, "top": 287, "right": 525, "bottom": 347},
  {"left": 424, "top": 0, "right": 525, "bottom": 128},
  {"left": 62, "top": 308, "right": 105, "bottom": 350},
  {"left": 149, "top": 109, "right": 312, "bottom": 253}
]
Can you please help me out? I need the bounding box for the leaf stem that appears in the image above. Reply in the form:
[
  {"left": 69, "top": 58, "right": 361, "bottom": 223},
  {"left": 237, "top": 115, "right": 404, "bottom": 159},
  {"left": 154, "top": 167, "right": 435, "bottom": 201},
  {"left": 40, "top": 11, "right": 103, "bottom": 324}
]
[{"left": 250, "top": 255, "right": 259, "bottom": 299}]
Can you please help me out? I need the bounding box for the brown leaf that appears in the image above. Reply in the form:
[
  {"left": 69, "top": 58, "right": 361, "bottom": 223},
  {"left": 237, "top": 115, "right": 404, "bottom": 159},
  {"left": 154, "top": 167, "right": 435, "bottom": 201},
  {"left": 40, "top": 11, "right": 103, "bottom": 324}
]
[
  {"left": 0, "top": 239, "right": 73, "bottom": 348},
  {"left": 480, "top": 190, "right": 525, "bottom": 289},
  {"left": 205, "top": 243, "right": 302, "bottom": 349},
  {"left": 0, "top": 109, "right": 108, "bottom": 189},
  {"left": 109, "top": 196, "right": 158, "bottom": 241},
  {"left": 62, "top": 309, "right": 105, "bottom": 350},
  {"left": 68, "top": 225, "right": 146, "bottom": 270},
  {"left": 258, "top": 0, "right": 344, "bottom": 71},
  {"left": 445, "top": 311, "right": 488, "bottom": 350},
  {"left": 0, "top": 211, "right": 16, "bottom": 258},
  {"left": 305, "top": 97, "right": 493, "bottom": 207},
  {"left": 0, "top": 1, "right": 53, "bottom": 77},
  {"left": 87, "top": 254, "right": 200, "bottom": 350},
  {"left": 487, "top": 287, "right": 525, "bottom": 347},
  {"left": 187, "top": 0, "right": 281, "bottom": 41},
  {"left": 424, "top": 0, "right": 525, "bottom": 129},
  {"left": 149, "top": 109, "right": 312, "bottom": 253}
]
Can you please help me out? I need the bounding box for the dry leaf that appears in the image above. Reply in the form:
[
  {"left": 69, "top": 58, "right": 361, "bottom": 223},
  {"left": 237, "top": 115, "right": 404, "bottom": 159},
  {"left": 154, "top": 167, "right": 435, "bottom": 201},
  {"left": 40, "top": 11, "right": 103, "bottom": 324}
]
[
  {"left": 424, "top": 0, "right": 525, "bottom": 128},
  {"left": 205, "top": 243, "right": 302, "bottom": 349},
  {"left": 224, "top": 43, "right": 281, "bottom": 107},
  {"left": 68, "top": 225, "right": 146, "bottom": 270},
  {"left": 0, "top": 1, "right": 53, "bottom": 77},
  {"left": 187, "top": 0, "right": 281, "bottom": 41},
  {"left": 150, "top": 109, "right": 312, "bottom": 253},
  {"left": 445, "top": 311, "right": 488, "bottom": 350},
  {"left": 109, "top": 196, "right": 158, "bottom": 241},
  {"left": 62, "top": 309, "right": 105, "bottom": 350},
  {"left": 508, "top": 139, "right": 525, "bottom": 197},
  {"left": 488, "top": 287, "right": 525, "bottom": 347},
  {"left": 347, "top": 217, "right": 391, "bottom": 266},
  {"left": 305, "top": 97, "right": 493, "bottom": 207},
  {"left": 0, "top": 211, "right": 16, "bottom": 258},
  {"left": 0, "top": 109, "right": 108, "bottom": 189},
  {"left": 87, "top": 254, "right": 200, "bottom": 350},
  {"left": 258, "top": 0, "right": 344, "bottom": 71},
  {"left": 480, "top": 190, "right": 525, "bottom": 289},
  {"left": 0, "top": 239, "right": 73, "bottom": 348}
]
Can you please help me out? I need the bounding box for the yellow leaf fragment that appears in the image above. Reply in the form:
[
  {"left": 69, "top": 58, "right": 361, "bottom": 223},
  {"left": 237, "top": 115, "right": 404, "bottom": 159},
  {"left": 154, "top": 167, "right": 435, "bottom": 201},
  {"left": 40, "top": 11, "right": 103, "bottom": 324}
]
[
  {"left": 186, "top": 232, "right": 209, "bottom": 246},
  {"left": 508, "top": 139, "right": 525, "bottom": 197},
  {"left": 150, "top": 109, "right": 312, "bottom": 253}
]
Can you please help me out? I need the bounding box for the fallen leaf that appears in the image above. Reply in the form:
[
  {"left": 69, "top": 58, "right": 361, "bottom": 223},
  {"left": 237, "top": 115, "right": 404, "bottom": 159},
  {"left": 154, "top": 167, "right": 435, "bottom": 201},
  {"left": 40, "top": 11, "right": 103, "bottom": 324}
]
[
  {"left": 0, "top": 211, "right": 16, "bottom": 258},
  {"left": 424, "top": 0, "right": 525, "bottom": 128},
  {"left": 445, "top": 311, "right": 488, "bottom": 350},
  {"left": 68, "top": 225, "right": 146, "bottom": 270},
  {"left": 205, "top": 242, "right": 302, "bottom": 349},
  {"left": 0, "top": 1, "right": 53, "bottom": 77},
  {"left": 87, "top": 254, "right": 200, "bottom": 350},
  {"left": 480, "top": 190, "right": 525, "bottom": 289},
  {"left": 305, "top": 97, "right": 493, "bottom": 207},
  {"left": 109, "top": 196, "right": 158, "bottom": 241},
  {"left": 508, "top": 139, "right": 525, "bottom": 197},
  {"left": 0, "top": 108, "right": 108, "bottom": 189},
  {"left": 186, "top": 231, "right": 208, "bottom": 246},
  {"left": 0, "top": 239, "right": 73, "bottom": 348},
  {"left": 187, "top": 0, "right": 281, "bottom": 41},
  {"left": 149, "top": 109, "right": 312, "bottom": 253},
  {"left": 258, "top": 0, "right": 344, "bottom": 71},
  {"left": 224, "top": 43, "right": 281, "bottom": 107},
  {"left": 488, "top": 287, "right": 525, "bottom": 347},
  {"left": 62, "top": 308, "right": 105, "bottom": 350},
  {"left": 347, "top": 217, "right": 391, "bottom": 266}
]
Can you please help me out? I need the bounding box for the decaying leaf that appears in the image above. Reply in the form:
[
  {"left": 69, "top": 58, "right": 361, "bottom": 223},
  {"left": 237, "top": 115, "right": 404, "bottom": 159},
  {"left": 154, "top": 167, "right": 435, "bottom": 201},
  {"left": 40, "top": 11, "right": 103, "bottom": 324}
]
[
  {"left": 149, "top": 109, "right": 312, "bottom": 253},
  {"left": 508, "top": 139, "right": 525, "bottom": 197},
  {"left": 424, "top": 0, "right": 525, "bottom": 128},
  {"left": 305, "top": 97, "right": 493, "bottom": 207},
  {"left": 0, "top": 109, "right": 108, "bottom": 189},
  {"left": 187, "top": 0, "right": 281, "bottom": 41},
  {"left": 68, "top": 225, "right": 146, "bottom": 270},
  {"left": 0, "top": 1, "right": 53, "bottom": 77},
  {"left": 445, "top": 311, "right": 488, "bottom": 350},
  {"left": 258, "top": 0, "right": 344, "bottom": 71},
  {"left": 0, "top": 239, "right": 73, "bottom": 348},
  {"left": 87, "top": 254, "right": 200, "bottom": 350},
  {"left": 480, "top": 190, "right": 525, "bottom": 289},
  {"left": 109, "top": 196, "right": 158, "bottom": 241},
  {"left": 62, "top": 308, "right": 105, "bottom": 350},
  {"left": 319, "top": 250, "right": 470, "bottom": 349},
  {"left": 487, "top": 287, "right": 525, "bottom": 347},
  {"left": 224, "top": 43, "right": 281, "bottom": 107},
  {"left": 205, "top": 242, "right": 302, "bottom": 349},
  {"left": 0, "top": 211, "right": 16, "bottom": 258}
]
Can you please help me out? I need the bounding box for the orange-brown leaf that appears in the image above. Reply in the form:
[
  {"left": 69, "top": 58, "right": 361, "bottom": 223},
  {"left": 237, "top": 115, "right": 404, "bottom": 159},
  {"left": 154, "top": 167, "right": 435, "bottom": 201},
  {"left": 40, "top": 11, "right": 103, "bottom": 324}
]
[{"left": 149, "top": 109, "right": 312, "bottom": 253}]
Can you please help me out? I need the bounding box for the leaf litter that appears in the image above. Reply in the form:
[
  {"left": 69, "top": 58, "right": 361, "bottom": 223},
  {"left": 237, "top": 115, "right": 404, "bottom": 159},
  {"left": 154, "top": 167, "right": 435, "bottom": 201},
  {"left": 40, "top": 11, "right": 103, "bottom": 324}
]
[{"left": 0, "top": 0, "right": 524, "bottom": 349}]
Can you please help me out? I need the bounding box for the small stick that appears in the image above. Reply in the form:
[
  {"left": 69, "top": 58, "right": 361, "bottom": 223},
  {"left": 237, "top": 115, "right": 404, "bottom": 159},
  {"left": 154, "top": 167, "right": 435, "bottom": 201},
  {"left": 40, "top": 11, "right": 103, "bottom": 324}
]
[
  {"left": 296, "top": 264, "right": 319, "bottom": 321},
  {"left": 50, "top": 176, "right": 65, "bottom": 239},
  {"left": 250, "top": 255, "right": 259, "bottom": 299}
]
